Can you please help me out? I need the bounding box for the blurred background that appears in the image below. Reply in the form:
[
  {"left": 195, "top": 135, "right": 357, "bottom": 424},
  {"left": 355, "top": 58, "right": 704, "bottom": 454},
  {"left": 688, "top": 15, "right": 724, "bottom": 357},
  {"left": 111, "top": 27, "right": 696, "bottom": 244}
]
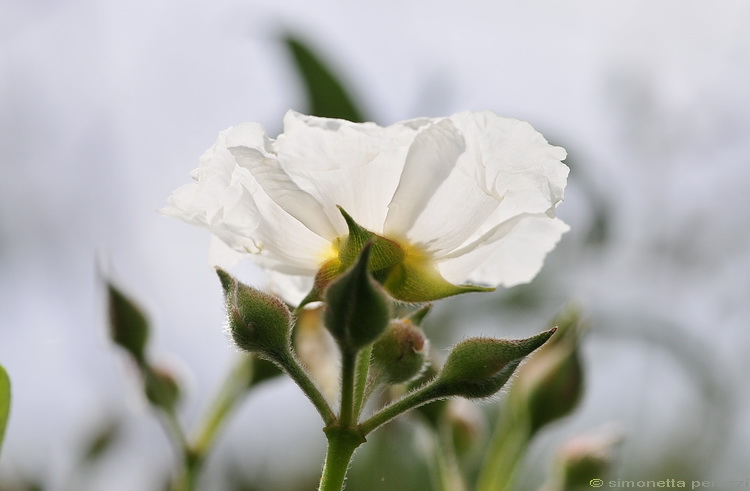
[{"left": 1, "top": 0, "right": 749, "bottom": 489}]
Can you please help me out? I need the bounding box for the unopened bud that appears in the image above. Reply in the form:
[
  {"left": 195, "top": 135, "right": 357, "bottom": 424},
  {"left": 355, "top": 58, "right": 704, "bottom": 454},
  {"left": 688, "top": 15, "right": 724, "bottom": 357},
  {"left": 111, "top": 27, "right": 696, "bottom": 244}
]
[
  {"left": 434, "top": 329, "right": 556, "bottom": 399},
  {"left": 510, "top": 308, "right": 585, "bottom": 433},
  {"left": 324, "top": 242, "right": 391, "bottom": 353},
  {"left": 144, "top": 364, "right": 181, "bottom": 412},
  {"left": 371, "top": 319, "right": 429, "bottom": 384},
  {"left": 549, "top": 425, "right": 624, "bottom": 491},
  {"left": 216, "top": 268, "right": 292, "bottom": 360}
]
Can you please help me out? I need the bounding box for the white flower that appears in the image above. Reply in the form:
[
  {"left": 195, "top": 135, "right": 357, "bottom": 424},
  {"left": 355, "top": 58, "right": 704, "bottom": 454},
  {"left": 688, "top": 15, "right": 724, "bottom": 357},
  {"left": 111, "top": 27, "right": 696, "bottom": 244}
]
[{"left": 162, "top": 110, "right": 569, "bottom": 305}]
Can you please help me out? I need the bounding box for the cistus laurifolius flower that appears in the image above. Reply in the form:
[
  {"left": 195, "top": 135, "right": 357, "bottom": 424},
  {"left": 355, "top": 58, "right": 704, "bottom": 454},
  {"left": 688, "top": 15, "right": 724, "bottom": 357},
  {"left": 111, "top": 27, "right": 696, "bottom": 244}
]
[{"left": 162, "top": 110, "right": 569, "bottom": 305}]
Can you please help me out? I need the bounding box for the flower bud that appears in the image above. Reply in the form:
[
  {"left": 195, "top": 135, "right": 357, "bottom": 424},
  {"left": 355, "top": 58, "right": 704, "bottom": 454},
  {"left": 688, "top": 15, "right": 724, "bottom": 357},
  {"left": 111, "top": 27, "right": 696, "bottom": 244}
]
[
  {"left": 510, "top": 308, "right": 585, "bottom": 433},
  {"left": 548, "top": 425, "right": 624, "bottom": 491},
  {"left": 324, "top": 242, "right": 391, "bottom": 353},
  {"left": 434, "top": 329, "right": 556, "bottom": 399},
  {"left": 371, "top": 319, "right": 429, "bottom": 384},
  {"left": 144, "top": 364, "right": 181, "bottom": 412},
  {"left": 216, "top": 268, "right": 292, "bottom": 360}
]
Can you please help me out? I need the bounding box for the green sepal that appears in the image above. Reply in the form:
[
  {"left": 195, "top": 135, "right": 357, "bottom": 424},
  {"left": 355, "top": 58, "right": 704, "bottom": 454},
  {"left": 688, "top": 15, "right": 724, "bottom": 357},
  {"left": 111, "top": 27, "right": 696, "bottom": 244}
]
[
  {"left": 217, "top": 268, "right": 293, "bottom": 361},
  {"left": 407, "top": 304, "right": 433, "bottom": 326},
  {"left": 383, "top": 253, "right": 494, "bottom": 303},
  {"left": 324, "top": 242, "right": 391, "bottom": 353},
  {"left": 0, "top": 364, "right": 10, "bottom": 456},
  {"left": 434, "top": 329, "right": 556, "bottom": 399},
  {"left": 107, "top": 282, "right": 149, "bottom": 366},
  {"left": 337, "top": 206, "right": 404, "bottom": 272},
  {"left": 301, "top": 208, "right": 494, "bottom": 306}
]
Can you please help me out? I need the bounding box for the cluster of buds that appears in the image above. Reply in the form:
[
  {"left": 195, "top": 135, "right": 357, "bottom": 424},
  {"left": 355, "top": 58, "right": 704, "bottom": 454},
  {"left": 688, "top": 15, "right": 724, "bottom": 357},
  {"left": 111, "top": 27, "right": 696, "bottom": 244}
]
[{"left": 214, "top": 214, "right": 561, "bottom": 439}]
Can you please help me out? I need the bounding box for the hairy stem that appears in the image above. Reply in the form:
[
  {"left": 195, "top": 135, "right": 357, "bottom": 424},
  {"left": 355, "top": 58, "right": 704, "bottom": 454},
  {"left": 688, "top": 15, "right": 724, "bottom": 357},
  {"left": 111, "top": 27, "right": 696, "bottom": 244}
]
[{"left": 318, "top": 426, "right": 366, "bottom": 491}]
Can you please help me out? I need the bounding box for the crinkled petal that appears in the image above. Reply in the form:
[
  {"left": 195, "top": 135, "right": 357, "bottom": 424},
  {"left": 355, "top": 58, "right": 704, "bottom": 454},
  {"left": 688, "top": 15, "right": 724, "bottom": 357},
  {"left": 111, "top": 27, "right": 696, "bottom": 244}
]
[
  {"left": 229, "top": 145, "right": 339, "bottom": 240},
  {"left": 437, "top": 215, "right": 569, "bottom": 287},
  {"left": 274, "top": 111, "right": 420, "bottom": 234},
  {"left": 162, "top": 123, "right": 328, "bottom": 272},
  {"left": 387, "top": 111, "right": 568, "bottom": 257},
  {"left": 451, "top": 111, "right": 568, "bottom": 222},
  {"left": 384, "top": 118, "right": 466, "bottom": 240}
]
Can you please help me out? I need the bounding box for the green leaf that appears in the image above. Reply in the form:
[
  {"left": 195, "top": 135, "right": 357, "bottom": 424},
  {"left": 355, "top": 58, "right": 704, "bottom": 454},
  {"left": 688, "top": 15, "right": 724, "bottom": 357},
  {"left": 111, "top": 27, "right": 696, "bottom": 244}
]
[
  {"left": 0, "top": 364, "right": 10, "bottom": 456},
  {"left": 80, "top": 418, "right": 121, "bottom": 464},
  {"left": 284, "top": 35, "right": 366, "bottom": 122},
  {"left": 107, "top": 282, "right": 149, "bottom": 365}
]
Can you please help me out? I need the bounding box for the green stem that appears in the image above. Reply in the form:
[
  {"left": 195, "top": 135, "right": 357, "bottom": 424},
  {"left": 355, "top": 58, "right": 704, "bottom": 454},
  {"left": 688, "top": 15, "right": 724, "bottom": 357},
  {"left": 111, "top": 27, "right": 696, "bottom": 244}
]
[
  {"left": 278, "top": 352, "right": 337, "bottom": 426},
  {"left": 359, "top": 383, "right": 444, "bottom": 436},
  {"left": 319, "top": 426, "right": 366, "bottom": 491},
  {"left": 156, "top": 409, "right": 197, "bottom": 491},
  {"left": 173, "top": 449, "right": 201, "bottom": 491},
  {"left": 352, "top": 345, "right": 372, "bottom": 420},
  {"left": 434, "top": 419, "right": 467, "bottom": 491},
  {"left": 339, "top": 351, "right": 357, "bottom": 426},
  {"left": 474, "top": 410, "right": 531, "bottom": 491},
  {"left": 192, "top": 356, "right": 254, "bottom": 456}
]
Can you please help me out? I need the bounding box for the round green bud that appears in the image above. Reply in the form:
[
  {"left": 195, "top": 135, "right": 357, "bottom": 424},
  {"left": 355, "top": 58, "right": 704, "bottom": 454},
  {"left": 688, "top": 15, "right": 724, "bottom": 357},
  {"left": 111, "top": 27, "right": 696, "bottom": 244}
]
[
  {"left": 371, "top": 319, "right": 429, "bottom": 384},
  {"left": 216, "top": 268, "right": 292, "bottom": 360},
  {"left": 144, "top": 364, "right": 181, "bottom": 411}
]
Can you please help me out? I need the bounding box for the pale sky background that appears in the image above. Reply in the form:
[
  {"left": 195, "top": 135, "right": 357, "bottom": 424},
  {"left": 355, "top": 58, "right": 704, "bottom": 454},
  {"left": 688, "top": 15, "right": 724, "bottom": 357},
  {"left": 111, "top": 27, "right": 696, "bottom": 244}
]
[{"left": 1, "top": 1, "right": 749, "bottom": 489}]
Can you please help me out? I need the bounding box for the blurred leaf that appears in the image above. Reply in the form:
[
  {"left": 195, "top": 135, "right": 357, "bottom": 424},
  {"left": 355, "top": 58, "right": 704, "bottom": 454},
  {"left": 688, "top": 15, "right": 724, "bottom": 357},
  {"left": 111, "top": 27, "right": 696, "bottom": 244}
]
[
  {"left": 284, "top": 35, "right": 367, "bottom": 122},
  {"left": 107, "top": 282, "right": 149, "bottom": 365},
  {"left": 0, "top": 364, "right": 10, "bottom": 455},
  {"left": 248, "top": 355, "right": 283, "bottom": 388},
  {"left": 81, "top": 418, "right": 122, "bottom": 464}
]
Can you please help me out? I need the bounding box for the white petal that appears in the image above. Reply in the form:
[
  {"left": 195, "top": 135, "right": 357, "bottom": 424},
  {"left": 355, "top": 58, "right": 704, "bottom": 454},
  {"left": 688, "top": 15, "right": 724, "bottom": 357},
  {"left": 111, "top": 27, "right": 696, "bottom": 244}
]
[
  {"left": 208, "top": 234, "right": 246, "bottom": 269},
  {"left": 162, "top": 123, "right": 329, "bottom": 273},
  {"left": 451, "top": 111, "right": 569, "bottom": 221},
  {"left": 275, "top": 110, "right": 420, "bottom": 234},
  {"left": 264, "top": 270, "right": 316, "bottom": 306},
  {"left": 437, "top": 215, "right": 569, "bottom": 287},
  {"left": 389, "top": 111, "right": 568, "bottom": 257},
  {"left": 384, "top": 118, "right": 466, "bottom": 239},
  {"left": 229, "top": 145, "right": 339, "bottom": 240}
]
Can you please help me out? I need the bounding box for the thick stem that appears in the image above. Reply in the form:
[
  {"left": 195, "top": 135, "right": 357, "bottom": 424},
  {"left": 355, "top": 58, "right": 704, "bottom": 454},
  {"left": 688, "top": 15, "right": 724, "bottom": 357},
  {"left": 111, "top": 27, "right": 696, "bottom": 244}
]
[
  {"left": 319, "top": 426, "right": 366, "bottom": 491},
  {"left": 173, "top": 449, "right": 202, "bottom": 491}
]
